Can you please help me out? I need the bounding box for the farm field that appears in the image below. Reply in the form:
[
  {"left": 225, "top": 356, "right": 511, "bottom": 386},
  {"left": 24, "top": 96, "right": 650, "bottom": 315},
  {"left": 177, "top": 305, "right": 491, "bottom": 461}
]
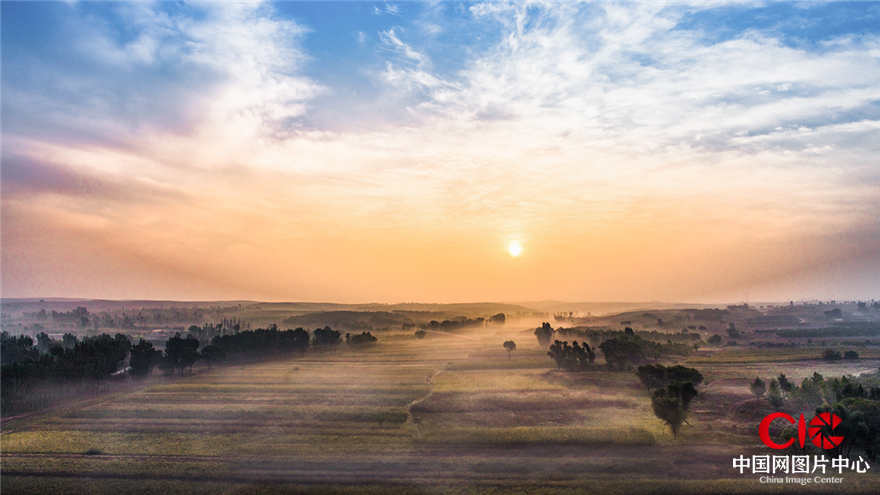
[{"left": 3, "top": 322, "right": 880, "bottom": 494}]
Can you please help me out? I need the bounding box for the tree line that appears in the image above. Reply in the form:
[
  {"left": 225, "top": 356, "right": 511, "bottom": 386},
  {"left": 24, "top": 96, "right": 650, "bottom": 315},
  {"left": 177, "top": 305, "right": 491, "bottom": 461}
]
[{"left": 1, "top": 326, "right": 376, "bottom": 414}]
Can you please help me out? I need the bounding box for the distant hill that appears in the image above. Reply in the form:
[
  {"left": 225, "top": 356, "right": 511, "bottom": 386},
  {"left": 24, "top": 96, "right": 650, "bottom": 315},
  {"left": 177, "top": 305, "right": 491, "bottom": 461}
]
[{"left": 517, "top": 301, "right": 721, "bottom": 316}]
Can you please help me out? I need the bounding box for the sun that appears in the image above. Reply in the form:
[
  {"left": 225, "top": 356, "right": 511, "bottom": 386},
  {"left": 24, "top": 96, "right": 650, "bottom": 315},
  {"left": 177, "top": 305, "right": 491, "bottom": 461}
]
[{"left": 507, "top": 240, "right": 523, "bottom": 257}]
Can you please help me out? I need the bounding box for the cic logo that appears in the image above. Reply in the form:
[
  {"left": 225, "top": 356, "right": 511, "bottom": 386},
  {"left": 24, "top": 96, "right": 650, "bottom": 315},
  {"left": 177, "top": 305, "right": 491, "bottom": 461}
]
[{"left": 759, "top": 412, "right": 844, "bottom": 450}]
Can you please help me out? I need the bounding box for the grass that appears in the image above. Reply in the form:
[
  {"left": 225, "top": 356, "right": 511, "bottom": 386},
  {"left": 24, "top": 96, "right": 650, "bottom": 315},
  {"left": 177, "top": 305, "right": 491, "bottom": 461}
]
[
  {"left": 420, "top": 426, "right": 657, "bottom": 446},
  {"left": 3, "top": 325, "right": 880, "bottom": 494}
]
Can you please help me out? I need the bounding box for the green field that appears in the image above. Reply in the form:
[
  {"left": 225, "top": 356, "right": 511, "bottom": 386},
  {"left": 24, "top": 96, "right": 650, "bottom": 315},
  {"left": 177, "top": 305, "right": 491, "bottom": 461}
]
[{"left": 3, "top": 323, "right": 879, "bottom": 494}]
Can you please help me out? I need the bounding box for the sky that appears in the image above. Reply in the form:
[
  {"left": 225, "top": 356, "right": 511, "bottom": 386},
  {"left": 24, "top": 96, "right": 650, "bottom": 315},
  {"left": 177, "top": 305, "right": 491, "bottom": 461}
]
[{"left": 2, "top": 0, "right": 879, "bottom": 304}]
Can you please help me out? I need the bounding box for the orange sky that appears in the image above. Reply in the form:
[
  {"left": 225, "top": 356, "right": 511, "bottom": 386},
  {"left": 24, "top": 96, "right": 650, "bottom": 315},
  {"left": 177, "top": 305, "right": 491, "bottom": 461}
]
[{"left": 2, "top": 2, "right": 879, "bottom": 303}]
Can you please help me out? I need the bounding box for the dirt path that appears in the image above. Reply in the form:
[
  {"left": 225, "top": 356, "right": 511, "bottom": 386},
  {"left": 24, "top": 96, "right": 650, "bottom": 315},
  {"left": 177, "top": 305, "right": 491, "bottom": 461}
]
[{"left": 404, "top": 367, "right": 445, "bottom": 438}]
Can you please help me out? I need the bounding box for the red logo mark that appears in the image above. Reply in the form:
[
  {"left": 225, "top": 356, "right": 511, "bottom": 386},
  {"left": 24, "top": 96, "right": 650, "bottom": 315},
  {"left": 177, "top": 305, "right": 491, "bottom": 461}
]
[{"left": 758, "top": 412, "right": 843, "bottom": 449}]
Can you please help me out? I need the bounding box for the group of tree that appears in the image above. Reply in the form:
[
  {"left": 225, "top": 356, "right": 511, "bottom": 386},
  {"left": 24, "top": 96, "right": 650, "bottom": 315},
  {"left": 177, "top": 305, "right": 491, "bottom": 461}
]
[
  {"left": 636, "top": 363, "right": 703, "bottom": 438},
  {"left": 422, "top": 317, "right": 486, "bottom": 332},
  {"left": 751, "top": 371, "right": 880, "bottom": 410},
  {"left": 2, "top": 331, "right": 131, "bottom": 411},
  {"left": 538, "top": 323, "right": 693, "bottom": 371},
  {"left": 312, "top": 326, "right": 342, "bottom": 346},
  {"left": 555, "top": 326, "right": 701, "bottom": 349},
  {"left": 2, "top": 325, "right": 378, "bottom": 412},
  {"left": 547, "top": 340, "right": 595, "bottom": 370},
  {"left": 210, "top": 325, "right": 310, "bottom": 358},
  {"left": 817, "top": 399, "right": 880, "bottom": 460},
  {"left": 822, "top": 348, "right": 859, "bottom": 361},
  {"left": 753, "top": 370, "right": 880, "bottom": 460},
  {"left": 346, "top": 331, "right": 377, "bottom": 346}
]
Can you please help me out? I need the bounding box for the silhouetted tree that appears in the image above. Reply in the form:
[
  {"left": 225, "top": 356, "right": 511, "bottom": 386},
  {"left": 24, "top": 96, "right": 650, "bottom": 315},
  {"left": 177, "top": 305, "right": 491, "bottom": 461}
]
[
  {"left": 199, "top": 344, "right": 226, "bottom": 368},
  {"left": 750, "top": 377, "right": 766, "bottom": 398},
  {"left": 503, "top": 340, "right": 516, "bottom": 359},
  {"left": 347, "top": 331, "right": 378, "bottom": 347},
  {"left": 652, "top": 382, "right": 698, "bottom": 438},
  {"left": 163, "top": 333, "right": 200, "bottom": 375},
  {"left": 599, "top": 337, "right": 645, "bottom": 370},
  {"left": 35, "top": 332, "right": 53, "bottom": 354},
  {"left": 534, "top": 322, "right": 554, "bottom": 347},
  {"left": 777, "top": 373, "right": 794, "bottom": 393},
  {"left": 548, "top": 340, "right": 595, "bottom": 371},
  {"left": 312, "top": 327, "right": 342, "bottom": 346},
  {"left": 489, "top": 313, "right": 506, "bottom": 324},
  {"left": 129, "top": 339, "right": 161, "bottom": 377}
]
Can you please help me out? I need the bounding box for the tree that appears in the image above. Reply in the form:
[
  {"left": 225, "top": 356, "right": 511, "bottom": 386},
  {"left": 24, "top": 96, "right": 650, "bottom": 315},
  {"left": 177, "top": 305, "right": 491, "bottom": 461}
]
[
  {"left": 547, "top": 340, "right": 595, "bottom": 371},
  {"left": 534, "top": 322, "right": 554, "bottom": 347},
  {"left": 414, "top": 330, "right": 426, "bottom": 339},
  {"left": 637, "top": 364, "right": 703, "bottom": 390},
  {"left": 599, "top": 337, "right": 645, "bottom": 370},
  {"left": 347, "top": 331, "right": 378, "bottom": 347},
  {"left": 651, "top": 382, "right": 698, "bottom": 438},
  {"left": 163, "top": 333, "right": 200, "bottom": 375},
  {"left": 62, "top": 333, "right": 78, "bottom": 350},
  {"left": 489, "top": 313, "right": 506, "bottom": 324},
  {"left": 707, "top": 334, "right": 722, "bottom": 345},
  {"left": 727, "top": 322, "right": 741, "bottom": 339},
  {"left": 199, "top": 344, "right": 226, "bottom": 368},
  {"left": 823, "top": 349, "right": 842, "bottom": 361},
  {"left": 129, "top": 339, "right": 161, "bottom": 377},
  {"left": 313, "top": 327, "right": 342, "bottom": 346},
  {"left": 35, "top": 332, "right": 53, "bottom": 354},
  {"left": 777, "top": 373, "right": 794, "bottom": 393},
  {"left": 768, "top": 379, "right": 784, "bottom": 407},
  {"left": 503, "top": 340, "right": 516, "bottom": 359},
  {"left": 750, "top": 377, "right": 766, "bottom": 398},
  {"left": 844, "top": 350, "right": 860, "bottom": 360}
]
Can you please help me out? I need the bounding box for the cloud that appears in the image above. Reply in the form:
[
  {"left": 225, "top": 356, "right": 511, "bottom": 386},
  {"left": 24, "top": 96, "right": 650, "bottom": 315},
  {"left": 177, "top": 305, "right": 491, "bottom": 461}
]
[
  {"left": 2, "top": 0, "right": 879, "bottom": 301},
  {"left": 3, "top": 1, "right": 321, "bottom": 151},
  {"left": 1, "top": 153, "right": 185, "bottom": 204},
  {"left": 378, "top": 27, "right": 427, "bottom": 66}
]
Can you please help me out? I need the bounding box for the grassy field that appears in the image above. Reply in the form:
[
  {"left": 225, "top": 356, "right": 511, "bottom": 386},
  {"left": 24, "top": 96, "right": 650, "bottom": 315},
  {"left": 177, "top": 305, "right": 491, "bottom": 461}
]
[{"left": 3, "top": 323, "right": 879, "bottom": 494}]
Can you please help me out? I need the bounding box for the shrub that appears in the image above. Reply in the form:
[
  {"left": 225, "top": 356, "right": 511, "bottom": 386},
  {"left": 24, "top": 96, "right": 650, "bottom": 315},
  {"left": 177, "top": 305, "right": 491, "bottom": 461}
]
[{"left": 823, "top": 349, "right": 842, "bottom": 361}]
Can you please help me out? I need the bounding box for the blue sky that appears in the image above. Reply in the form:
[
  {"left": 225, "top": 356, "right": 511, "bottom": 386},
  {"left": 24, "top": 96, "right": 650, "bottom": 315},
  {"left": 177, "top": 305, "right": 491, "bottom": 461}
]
[{"left": 2, "top": 1, "right": 879, "bottom": 302}]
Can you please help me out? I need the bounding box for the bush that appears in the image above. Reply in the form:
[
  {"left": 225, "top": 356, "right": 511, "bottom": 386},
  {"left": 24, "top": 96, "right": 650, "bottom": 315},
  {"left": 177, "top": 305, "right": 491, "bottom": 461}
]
[
  {"left": 347, "top": 331, "right": 378, "bottom": 346},
  {"left": 823, "top": 349, "right": 842, "bottom": 361},
  {"left": 844, "top": 350, "right": 860, "bottom": 360}
]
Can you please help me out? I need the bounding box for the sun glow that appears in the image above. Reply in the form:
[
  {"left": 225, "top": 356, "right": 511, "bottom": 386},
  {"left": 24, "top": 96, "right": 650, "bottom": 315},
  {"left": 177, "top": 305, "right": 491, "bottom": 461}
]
[{"left": 507, "top": 240, "right": 523, "bottom": 258}]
